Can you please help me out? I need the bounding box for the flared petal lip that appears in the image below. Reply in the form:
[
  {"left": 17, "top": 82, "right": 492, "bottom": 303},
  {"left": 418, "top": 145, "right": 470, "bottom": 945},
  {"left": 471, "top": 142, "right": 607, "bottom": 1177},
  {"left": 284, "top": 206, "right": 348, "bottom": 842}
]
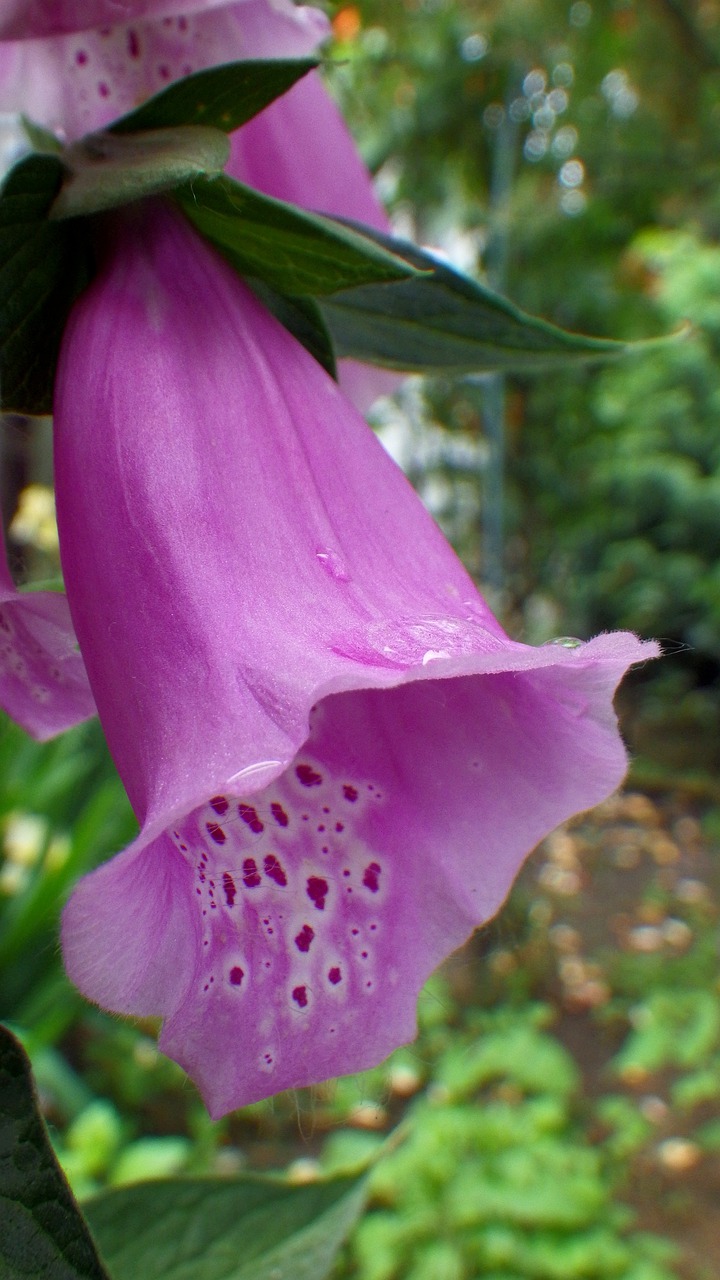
[{"left": 137, "top": 630, "right": 659, "bottom": 847}]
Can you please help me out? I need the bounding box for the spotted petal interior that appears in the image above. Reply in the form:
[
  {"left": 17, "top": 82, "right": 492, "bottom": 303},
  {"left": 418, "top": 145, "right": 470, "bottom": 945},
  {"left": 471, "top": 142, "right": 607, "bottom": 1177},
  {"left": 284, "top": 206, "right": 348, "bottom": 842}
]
[{"left": 168, "top": 741, "right": 392, "bottom": 1086}]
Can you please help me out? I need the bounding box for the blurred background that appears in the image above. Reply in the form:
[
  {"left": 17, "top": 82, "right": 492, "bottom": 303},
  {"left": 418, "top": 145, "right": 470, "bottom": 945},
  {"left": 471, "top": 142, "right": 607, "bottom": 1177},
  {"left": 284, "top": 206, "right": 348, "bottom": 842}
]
[{"left": 3, "top": 2, "right": 720, "bottom": 1277}]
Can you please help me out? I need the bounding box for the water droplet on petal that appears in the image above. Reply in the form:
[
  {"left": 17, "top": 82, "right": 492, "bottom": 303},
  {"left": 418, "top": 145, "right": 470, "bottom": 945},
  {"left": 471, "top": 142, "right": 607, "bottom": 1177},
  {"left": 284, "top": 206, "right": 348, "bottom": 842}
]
[
  {"left": 422, "top": 648, "right": 451, "bottom": 665},
  {"left": 315, "top": 548, "right": 351, "bottom": 583},
  {"left": 225, "top": 760, "right": 283, "bottom": 790},
  {"left": 543, "top": 636, "right": 583, "bottom": 650}
]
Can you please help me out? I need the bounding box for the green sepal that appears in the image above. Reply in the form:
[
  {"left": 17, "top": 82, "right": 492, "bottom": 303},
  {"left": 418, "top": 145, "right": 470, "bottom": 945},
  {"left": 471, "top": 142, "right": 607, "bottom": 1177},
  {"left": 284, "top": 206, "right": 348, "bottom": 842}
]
[
  {"left": 0, "top": 1024, "right": 111, "bottom": 1280},
  {"left": 20, "top": 114, "right": 63, "bottom": 154},
  {"left": 110, "top": 57, "right": 319, "bottom": 136},
  {"left": 0, "top": 154, "right": 93, "bottom": 415},
  {"left": 84, "top": 1169, "right": 369, "bottom": 1280},
  {"left": 318, "top": 222, "right": 641, "bottom": 375},
  {"left": 51, "top": 126, "right": 230, "bottom": 220},
  {"left": 175, "top": 175, "right": 421, "bottom": 297}
]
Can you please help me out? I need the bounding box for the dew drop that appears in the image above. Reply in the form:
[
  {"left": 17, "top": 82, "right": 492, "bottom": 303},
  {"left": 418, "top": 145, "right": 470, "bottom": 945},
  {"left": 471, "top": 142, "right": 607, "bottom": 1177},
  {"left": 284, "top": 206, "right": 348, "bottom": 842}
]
[
  {"left": 543, "top": 636, "right": 583, "bottom": 649},
  {"left": 315, "top": 547, "right": 351, "bottom": 583}
]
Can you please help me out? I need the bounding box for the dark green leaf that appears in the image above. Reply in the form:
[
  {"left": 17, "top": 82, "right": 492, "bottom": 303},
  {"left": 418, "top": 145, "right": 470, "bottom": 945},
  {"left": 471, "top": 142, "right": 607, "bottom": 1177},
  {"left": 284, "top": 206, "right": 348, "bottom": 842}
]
[
  {"left": 85, "top": 1169, "right": 368, "bottom": 1280},
  {"left": 241, "top": 277, "right": 337, "bottom": 378},
  {"left": 111, "top": 58, "right": 318, "bottom": 136},
  {"left": 0, "top": 155, "right": 92, "bottom": 415},
  {"left": 51, "top": 127, "right": 229, "bottom": 220},
  {"left": 0, "top": 1024, "right": 111, "bottom": 1280},
  {"left": 176, "top": 175, "right": 420, "bottom": 296},
  {"left": 318, "top": 222, "right": 639, "bottom": 374}
]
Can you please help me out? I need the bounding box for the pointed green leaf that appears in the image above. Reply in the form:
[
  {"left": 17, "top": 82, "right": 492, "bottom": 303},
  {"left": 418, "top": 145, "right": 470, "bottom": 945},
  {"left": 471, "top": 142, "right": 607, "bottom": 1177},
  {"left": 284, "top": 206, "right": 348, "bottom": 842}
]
[
  {"left": 51, "top": 126, "right": 229, "bottom": 219},
  {"left": 176, "top": 175, "right": 420, "bottom": 296},
  {"left": 0, "top": 1025, "right": 111, "bottom": 1280},
  {"left": 111, "top": 58, "right": 319, "bottom": 136},
  {"left": 84, "top": 1169, "right": 368, "bottom": 1280},
  {"left": 244, "top": 277, "right": 338, "bottom": 378},
  {"left": 318, "top": 222, "right": 641, "bottom": 374},
  {"left": 0, "top": 154, "right": 92, "bottom": 415}
]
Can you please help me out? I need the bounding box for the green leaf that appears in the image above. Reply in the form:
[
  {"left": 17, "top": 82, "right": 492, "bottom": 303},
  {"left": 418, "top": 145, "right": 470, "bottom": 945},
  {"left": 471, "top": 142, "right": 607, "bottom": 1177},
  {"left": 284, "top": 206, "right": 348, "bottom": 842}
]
[
  {"left": 111, "top": 58, "right": 319, "bottom": 136},
  {"left": 176, "top": 175, "right": 420, "bottom": 296},
  {"left": 0, "top": 154, "right": 92, "bottom": 415},
  {"left": 85, "top": 1169, "right": 368, "bottom": 1280},
  {"left": 20, "top": 115, "right": 63, "bottom": 154},
  {"left": 0, "top": 1024, "right": 111, "bottom": 1280},
  {"left": 241, "top": 277, "right": 337, "bottom": 379},
  {"left": 318, "top": 223, "right": 642, "bottom": 375},
  {"left": 51, "top": 126, "right": 229, "bottom": 219}
]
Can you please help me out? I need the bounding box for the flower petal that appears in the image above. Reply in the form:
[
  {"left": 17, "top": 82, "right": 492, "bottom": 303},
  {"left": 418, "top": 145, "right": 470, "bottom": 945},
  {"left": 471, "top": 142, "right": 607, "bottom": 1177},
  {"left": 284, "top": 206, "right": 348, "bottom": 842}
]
[
  {"left": 56, "top": 206, "right": 657, "bottom": 1113},
  {"left": 62, "top": 832, "right": 198, "bottom": 1015},
  {"left": 0, "top": 0, "right": 256, "bottom": 40},
  {"left": 0, "top": 528, "right": 95, "bottom": 739}
]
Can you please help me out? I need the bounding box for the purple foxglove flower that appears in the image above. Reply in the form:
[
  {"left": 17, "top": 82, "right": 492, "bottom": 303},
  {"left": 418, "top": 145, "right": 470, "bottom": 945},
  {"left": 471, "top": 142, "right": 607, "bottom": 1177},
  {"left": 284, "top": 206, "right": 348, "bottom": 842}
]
[
  {"left": 0, "top": 0, "right": 396, "bottom": 409},
  {"left": 56, "top": 205, "right": 657, "bottom": 1117},
  {"left": 0, "top": 516, "right": 94, "bottom": 738}
]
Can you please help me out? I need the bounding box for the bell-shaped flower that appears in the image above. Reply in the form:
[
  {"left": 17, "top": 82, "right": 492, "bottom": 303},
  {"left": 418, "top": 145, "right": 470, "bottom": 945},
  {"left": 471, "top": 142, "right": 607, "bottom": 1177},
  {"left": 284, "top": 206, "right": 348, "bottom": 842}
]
[
  {"left": 0, "top": 514, "right": 94, "bottom": 739},
  {"left": 55, "top": 205, "right": 657, "bottom": 1117}
]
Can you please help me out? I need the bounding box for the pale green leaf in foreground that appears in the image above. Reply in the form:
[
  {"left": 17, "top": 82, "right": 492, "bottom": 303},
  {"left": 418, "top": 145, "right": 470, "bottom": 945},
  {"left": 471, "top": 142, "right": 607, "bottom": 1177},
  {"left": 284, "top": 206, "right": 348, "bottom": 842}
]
[{"left": 84, "top": 1168, "right": 368, "bottom": 1280}]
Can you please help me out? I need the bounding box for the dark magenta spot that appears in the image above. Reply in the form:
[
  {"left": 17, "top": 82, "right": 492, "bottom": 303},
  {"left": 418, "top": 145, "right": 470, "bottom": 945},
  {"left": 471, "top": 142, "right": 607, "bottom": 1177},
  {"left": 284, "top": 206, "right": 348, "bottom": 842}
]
[
  {"left": 292, "top": 985, "right": 308, "bottom": 1008},
  {"left": 178, "top": 14, "right": 188, "bottom": 29},
  {"left": 229, "top": 966, "right": 244, "bottom": 986},
  {"left": 159, "top": 63, "right": 170, "bottom": 79},
  {"left": 127, "top": 28, "right": 140, "bottom": 57},
  {"left": 98, "top": 81, "right": 110, "bottom": 97},
  {"left": 343, "top": 784, "right": 358, "bottom": 802},
  {"left": 239, "top": 803, "right": 264, "bottom": 833},
  {"left": 242, "top": 858, "right": 261, "bottom": 888},
  {"left": 323, "top": 807, "right": 330, "bottom": 814},
  {"left": 343, "top": 869, "right": 351, "bottom": 878},
  {"left": 295, "top": 924, "right": 315, "bottom": 953},
  {"left": 271, "top": 802, "right": 289, "bottom": 827},
  {"left": 307, "top": 876, "right": 329, "bottom": 910},
  {"left": 222, "top": 872, "right": 236, "bottom": 906},
  {"left": 336, "top": 822, "right": 345, "bottom": 833},
  {"left": 363, "top": 862, "right": 382, "bottom": 893},
  {"left": 328, "top": 967, "right": 342, "bottom": 985},
  {"left": 210, "top": 795, "right": 229, "bottom": 815},
  {"left": 296, "top": 763, "right": 322, "bottom": 787},
  {"left": 361, "top": 950, "right": 368, "bottom": 959},
  {"left": 76, "top": 49, "right": 88, "bottom": 65},
  {"left": 206, "top": 821, "right": 226, "bottom": 845},
  {"left": 264, "top": 854, "right": 287, "bottom": 887},
  {"left": 317, "top": 824, "right": 325, "bottom": 833}
]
